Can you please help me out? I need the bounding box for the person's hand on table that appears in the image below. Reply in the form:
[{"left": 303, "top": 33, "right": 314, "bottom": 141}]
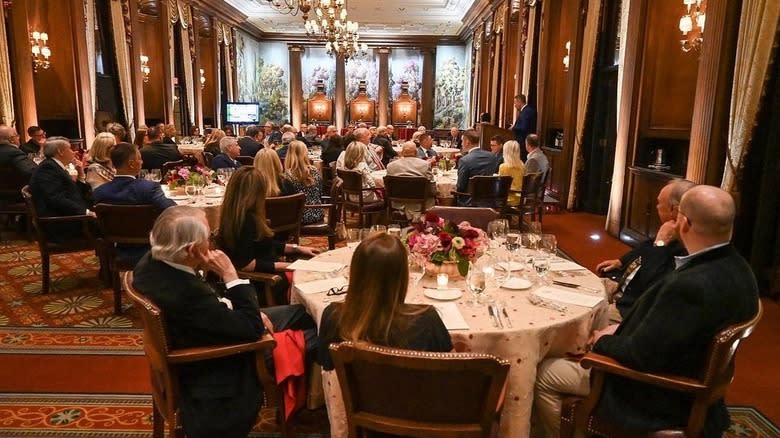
[
  {"left": 296, "top": 246, "right": 321, "bottom": 258},
  {"left": 596, "top": 259, "right": 622, "bottom": 273}
]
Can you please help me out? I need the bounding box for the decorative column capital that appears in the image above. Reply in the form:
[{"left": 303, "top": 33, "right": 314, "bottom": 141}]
[
  {"left": 289, "top": 44, "right": 304, "bottom": 53},
  {"left": 377, "top": 47, "right": 391, "bottom": 55}
]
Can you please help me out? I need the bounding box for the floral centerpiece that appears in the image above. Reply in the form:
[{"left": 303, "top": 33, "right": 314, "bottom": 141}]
[
  {"left": 405, "top": 212, "right": 489, "bottom": 277},
  {"left": 165, "top": 164, "right": 214, "bottom": 190},
  {"left": 434, "top": 154, "right": 460, "bottom": 171}
]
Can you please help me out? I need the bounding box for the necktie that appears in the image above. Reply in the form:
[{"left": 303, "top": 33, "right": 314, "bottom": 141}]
[{"left": 615, "top": 256, "right": 642, "bottom": 300}]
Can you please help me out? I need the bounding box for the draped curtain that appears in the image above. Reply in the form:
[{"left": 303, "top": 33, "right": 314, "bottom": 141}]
[
  {"left": 178, "top": 2, "right": 195, "bottom": 128},
  {"left": 567, "top": 0, "right": 603, "bottom": 209},
  {"left": 222, "top": 24, "right": 235, "bottom": 102},
  {"left": 722, "top": 0, "right": 780, "bottom": 193},
  {"left": 85, "top": 0, "right": 97, "bottom": 131},
  {"left": 0, "top": 1, "right": 15, "bottom": 126},
  {"left": 110, "top": 0, "right": 135, "bottom": 136}
]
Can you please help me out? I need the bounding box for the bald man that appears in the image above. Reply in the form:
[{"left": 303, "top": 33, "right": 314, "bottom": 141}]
[
  {"left": 0, "top": 125, "right": 37, "bottom": 179},
  {"left": 386, "top": 142, "right": 435, "bottom": 219},
  {"left": 534, "top": 185, "right": 760, "bottom": 437}
]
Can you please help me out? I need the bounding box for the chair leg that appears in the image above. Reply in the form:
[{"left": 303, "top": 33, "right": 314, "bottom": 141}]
[
  {"left": 152, "top": 400, "right": 164, "bottom": 438},
  {"left": 112, "top": 270, "right": 122, "bottom": 315},
  {"left": 41, "top": 252, "right": 50, "bottom": 294},
  {"left": 327, "top": 235, "right": 336, "bottom": 250}
]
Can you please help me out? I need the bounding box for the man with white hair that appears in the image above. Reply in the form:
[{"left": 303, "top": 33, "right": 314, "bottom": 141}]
[
  {"left": 386, "top": 124, "right": 395, "bottom": 141},
  {"left": 276, "top": 131, "right": 296, "bottom": 160},
  {"left": 320, "top": 125, "right": 338, "bottom": 153},
  {"left": 386, "top": 141, "right": 435, "bottom": 218},
  {"left": 374, "top": 125, "right": 397, "bottom": 166},
  {"left": 0, "top": 125, "right": 36, "bottom": 179},
  {"left": 133, "top": 206, "right": 317, "bottom": 438},
  {"left": 533, "top": 185, "right": 760, "bottom": 437},
  {"left": 336, "top": 127, "right": 384, "bottom": 170},
  {"left": 210, "top": 136, "right": 242, "bottom": 170}
]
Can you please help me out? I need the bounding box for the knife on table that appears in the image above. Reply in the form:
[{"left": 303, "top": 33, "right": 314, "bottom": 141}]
[
  {"left": 552, "top": 280, "right": 600, "bottom": 294},
  {"left": 501, "top": 307, "right": 513, "bottom": 328}
]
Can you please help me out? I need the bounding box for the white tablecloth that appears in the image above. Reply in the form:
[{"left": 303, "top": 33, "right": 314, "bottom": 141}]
[
  {"left": 165, "top": 185, "right": 224, "bottom": 229},
  {"left": 371, "top": 170, "right": 458, "bottom": 199},
  {"left": 292, "top": 247, "right": 608, "bottom": 437}
]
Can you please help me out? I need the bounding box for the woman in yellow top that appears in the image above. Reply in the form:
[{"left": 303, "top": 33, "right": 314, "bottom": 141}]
[{"left": 499, "top": 140, "right": 525, "bottom": 206}]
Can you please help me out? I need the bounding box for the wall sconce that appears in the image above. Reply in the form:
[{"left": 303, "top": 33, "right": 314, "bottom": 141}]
[
  {"left": 312, "top": 101, "right": 327, "bottom": 118},
  {"left": 30, "top": 31, "right": 51, "bottom": 73},
  {"left": 355, "top": 102, "right": 369, "bottom": 120},
  {"left": 139, "top": 55, "right": 151, "bottom": 83},
  {"left": 199, "top": 68, "right": 206, "bottom": 89},
  {"left": 562, "top": 40, "right": 571, "bottom": 72},
  {"left": 679, "top": 0, "right": 706, "bottom": 52},
  {"left": 399, "top": 103, "right": 412, "bottom": 120}
]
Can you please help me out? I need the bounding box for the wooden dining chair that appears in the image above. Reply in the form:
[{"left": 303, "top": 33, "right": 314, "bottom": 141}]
[
  {"left": 452, "top": 175, "right": 513, "bottom": 209},
  {"left": 337, "top": 168, "right": 385, "bottom": 227},
  {"left": 265, "top": 192, "right": 306, "bottom": 243},
  {"left": 383, "top": 175, "right": 433, "bottom": 225},
  {"left": 123, "top": 272, "right": 290, "bottom": 438},
  {"left": 22, "top": 185, "right": 102, "bottom": 294},
  {"left": 503, "top": 172, "right": 544, "bottom": 229},
  {"left": 301, "top": 176, "right": 344, "bottom": 250},
  {"left": 94, "top": 203, "right": 162, "bottom": 314},
  {"left": 330, "top": 341, "right": 510, "bottom": 438},
  {"left": 560, "top": 301, "right": 763, "bottom": 437}
]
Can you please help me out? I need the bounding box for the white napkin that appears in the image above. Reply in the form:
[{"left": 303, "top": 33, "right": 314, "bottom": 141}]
[
  {"left": 495, "top": 261, "right": 525, "bottom": 272},
  {"left": 534, "top": 286, "right": 604, "bottom": 308},
  {"left": 287, "top": 259, "right": 346, "bottom": 273},
  {"left": 295, "top": 276, "right": 348, "bottom": 295},
  {"left": 549, "top": 261, "right": 585, "bottom": 271},
  {"left": 432, "top": 302, "right": 469, "bottom": 330}
]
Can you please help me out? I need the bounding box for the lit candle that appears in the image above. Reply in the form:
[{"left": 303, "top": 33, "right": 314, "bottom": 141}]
[{"left": 437, "top": 273, "right": 449, "bottom": 289}]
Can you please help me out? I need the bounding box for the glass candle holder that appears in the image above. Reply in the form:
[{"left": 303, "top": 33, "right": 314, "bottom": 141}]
[{"left": 437, "top": 273, "right": 449, "bottom": 289}]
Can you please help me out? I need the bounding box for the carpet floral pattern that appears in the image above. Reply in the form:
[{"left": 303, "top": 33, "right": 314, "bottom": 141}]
[{"left": 0, "top": 327, "right": 142, "bottom": 355}]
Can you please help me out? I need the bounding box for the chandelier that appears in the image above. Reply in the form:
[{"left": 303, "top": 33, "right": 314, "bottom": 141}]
[
  {"left": 263, "top": 0, "right": 317, "bottom": 20},
  {"left": 678, "top": 0, "right": 706, "bottom": 52},
  {"left": 325, "top": 20, "right": 368, "bottom": 62},
  {"left": 302, "top": 0, "right": 367, "bottom": 62}
]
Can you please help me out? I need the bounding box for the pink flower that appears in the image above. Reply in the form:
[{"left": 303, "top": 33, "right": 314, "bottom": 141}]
[{"left": 178, "top": 168, "right": 190, "bottom": 179}]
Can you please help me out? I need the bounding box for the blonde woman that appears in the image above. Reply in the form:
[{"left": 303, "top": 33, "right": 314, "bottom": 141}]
[
  {"left": 253, "top": 148, "right": 293, "bottom": 197},
  {"left": 85, "top": 132, "right": 116, "bottom": 190},
  {"left": 203, "top": 128, "right": 225, "bottom": 156},
  {"left": 343, "top": 141, "right": 378, "bottom": 202},
  {"left": 499, "top": 140, "right": 526, "bottom": 206},
  {"left": 284, "top": 141, "right": 324, "bottom": 224}
]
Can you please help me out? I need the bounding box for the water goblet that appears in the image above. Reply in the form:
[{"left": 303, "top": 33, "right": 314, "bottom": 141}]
[
  {"left": 487, "top": 219, "right": 508, "bottom": 250},
  {"left": 533, "top": 257, "right": 551, "bottom": 285},
  {"left": 139, "top": 169, "right": 149, "bottom": 180},
  {"left": 505, "top": 231, "right": 521, "bottom": 250},
  {"left": 216, "top": 169, "right": 228, "bottom": 185},
  {"left": 150, "top": 169, "right": 162, "bottom": 183},
  {"left": 369, "top": 224, "right": 387, "bottom": 235},
  {"left": 346, "top": 228, "right": 361, "bottom": 249},
  {"left": 408, "top": 257, "right": 426, "bottom": 287},
  {"left": 387, "top": 224, "right": 402, "bottom": 238},
  {"left": 466, "top": 263, "right": 487, "bottom": 307},
  {"left": 540, "top": 234, "right": 557, "bottom": 258},
  {"left": 184, "top": 184, "right": 197, "bottom": 199}
]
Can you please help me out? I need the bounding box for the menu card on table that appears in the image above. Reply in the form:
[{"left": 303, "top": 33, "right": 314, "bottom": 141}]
[
  {"left": 287, "top": 259, "right": 346, "bottom": 273},
  {"left": 534, "top": 286, "right": 604, "bottom": 308},
  {"left": 432, "top": 302, "right": 470, "bottom": 330},
  {"left": 549, "top": 260, "right": 585, "bottom": 272},
  {"left": 295, "top": 276, "right": 348, "bottom": 295}
]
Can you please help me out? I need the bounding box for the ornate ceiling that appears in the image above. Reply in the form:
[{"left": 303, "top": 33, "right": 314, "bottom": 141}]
[{"left": 223, "top": 0, "right": 475, "bottom": 36}]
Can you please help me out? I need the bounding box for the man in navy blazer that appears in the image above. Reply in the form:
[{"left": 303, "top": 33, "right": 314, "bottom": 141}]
[
  {"left": 210, "top": 137, "right": 242, "bottom": 170},
  {"left": 512, "top": 94, "right": 536, "bottom": 160},
  {"left": 94, "top": 143, "right": 176, "bottom": 263},
  {"left": 0, "top": 125, "right": 36, "bottom": 179},
  {"left": 140, "top": 126, "right": 182, "bottom": 171},
  {"left": 29, "top": 136, "right": 93, "bottom": 240},
  {"left": 238, "top": 125, "right": 264, "bottom": 157},
  {"left": 534, "top": 186, "right": 760, "bottom": 437},
  {"left": 455, "top": 130, "right": 499, "bottom": 205}
]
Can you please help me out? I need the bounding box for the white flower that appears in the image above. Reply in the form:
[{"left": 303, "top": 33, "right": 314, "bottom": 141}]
[{"left": 451, "top": 237, "right": 465, "bottom": 249}]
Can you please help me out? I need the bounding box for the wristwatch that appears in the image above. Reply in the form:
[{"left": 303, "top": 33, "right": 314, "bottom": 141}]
[{"left": 654, "top": 239, "right": 666, "bottom": 247}]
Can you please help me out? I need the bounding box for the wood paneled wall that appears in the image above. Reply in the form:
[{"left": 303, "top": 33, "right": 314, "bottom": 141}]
[{"left": 138, "top": 12, "right": 166, "bottom": 123}]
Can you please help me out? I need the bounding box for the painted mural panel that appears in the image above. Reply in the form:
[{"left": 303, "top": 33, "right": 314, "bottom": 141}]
[
  {"left": 433, "top": 45, "right": 468, "bottom": 129},
  {"left": 345, "top": 51, "right": 379, "bottom": 100},
  {"left": 235, "top": 32, "right": 290, "bottom": 123},
  {"left": 389, "top": 49, "right": 422, "bottom": 102},
  {"left": 302, "top": 47, "right": 336, "bottom": 99}
]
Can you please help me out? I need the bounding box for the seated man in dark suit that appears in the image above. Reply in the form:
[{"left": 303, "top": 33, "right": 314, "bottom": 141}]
[
  {"left": 0, "top": 125, "right": 37, "bottom": 179},
  {"left": 534, "top": 185, "right": 760, "bottom": 437},
  {"left": 374, "top": 125, "right": 397, "bottom": 166},
  {"left": 238, "top": 125, "right": 264, "bottom": 157},
  {"left": 140, "top": 126, "right": 182, "bottom": 171},
  {"left": 210, "top": 137, "right": 243, "bottom": 170},
  {"left": 447, "top": 126, "right": 462, "bottom": 149},
  {"left": 29, "top": 136, "right": 94, "bottom": 241},
  {"left": 20, "top": 125, "right": 46, "bottom": 156},
  {"left": 455, "top": 130, "right": 499, "bottom": 206},
  {"left": 94, "top": 142, "right": 176, "bottom": 264},
  {"left": 415, "top": 132, "right": 438, "bottom": 161},
  {"left": 264, "top": 121, "right": 283, "bottom": 145},
  {"left": 133, "top": 206, "right": 317, "bottom": 438},
  {"left": 597, "top": 179, "right": 696, "bottom": 321}
]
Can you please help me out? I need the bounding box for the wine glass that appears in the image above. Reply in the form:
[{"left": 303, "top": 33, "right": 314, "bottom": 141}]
[
  {"left": 408, "top": 257, "right": 425, "bottom": 287},
  {"left": 533, "top": 257, "right": 551, "bottom": 285},
  {"left": 346, "top": 228, "right": 361, "bottom": 249},
  {"left": 184, "top": 184, "right": 197, "bottom": 199},
  {"left": 505, "top": 230, "right": 521, "bottom": 251},
  {"left": 150, "top": 169, "right": 162, "bottom": 183},
  {"left": 387, "top": 223, "right": 402, "bottom": 238},
  {"left": 540, "top": 234, "right": 557, "bottom": 258},
  {"left": 216, "top": 168, "right": 227, "bottom": 185},
  {"left": 487, "top": 219, "right": 508, "bottom": 250},
  {"left": 466, "top": 262, "right": 487, "bottom": 307},
  {"left": 370, "top": 224, "right": 387, "bottom": 235},
  {"left": 139, "top": 169, "right": 149, "bottom": 180}
]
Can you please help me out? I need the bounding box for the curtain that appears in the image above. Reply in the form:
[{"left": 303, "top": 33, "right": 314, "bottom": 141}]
[
  {"left": 110, "top": 0, "right": 135, "bottom": 136},
  {"left": 566, "top": 0, "right": 603, "bottom": 209},
  {"left": 223, "top": 24, "right": 235, "bottom": 102},
  {"left": 722, "top": 0, "right": 780, "bottom": 193},
  {"left": 85, "top": 0, "right": 97, "bottom": 131},
  {"left": 0, "top": 1, "right": 15, "bottom": 126},
  {"left": 178, "top": 2, "right": 195, "bottom": 128}
]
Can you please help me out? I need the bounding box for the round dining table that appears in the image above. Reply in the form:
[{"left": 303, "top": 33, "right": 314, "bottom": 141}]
[
  {"left": 371, "top": 169, "right": 458, "bottom": 200},
  {"left": 291, "top": 246, "right": 609, "bottom": 437},
  {"left": 164, "top": 185, "right": 224, "bottom": 230}
]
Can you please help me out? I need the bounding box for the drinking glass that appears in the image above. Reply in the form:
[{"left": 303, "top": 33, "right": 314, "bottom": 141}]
[
  {"left": 346, "top": 228, "right": 362, "bottom": 249},
  {"left": 139, "top": 169, "right": 149, "bottom": 180},
  {"left": 505, "top": 230, "right": 521, "bottom": 251},
  {"left": 150, "top": 169, "right": 162, "bottom": 183},
  {"left": 369, "top": 224, "right": 387, "bottom": 235},
  {"left": 540, "top": 234, "right": 557, "bottom": 257},
  {"left": 216, "top": 169, "right": 228, "bottom": 185},
  {"left": 408, "top": 258, "right": 425, "bottom": 287},
  {"left": 184, "top": 184, "right": 197, "bottom": 198},
  {"left": 466, "top": 262, "right": 487, "bottom": 306},
  {"left": 533, "top": 257, "right": 551, "bottom": 285},
  {"left": 387, "top": 224, "right": 402, "bottom": 238},
  {"left": 487, "top": 219, "right": 509, "bottom": 250}
]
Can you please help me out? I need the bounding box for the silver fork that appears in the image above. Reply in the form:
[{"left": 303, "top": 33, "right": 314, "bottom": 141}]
[{"left": 528, "top": 294, "right": 567, "bottom": 312}]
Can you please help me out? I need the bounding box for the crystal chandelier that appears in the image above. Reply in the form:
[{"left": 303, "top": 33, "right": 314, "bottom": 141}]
[
  {"left": 303, "top": 0, "right": 367, "bottom": 62},
  {"left": 679, "top": 0, "right": 706, "bottom": 52},
  {"left": 263, "top": 0, "right": 317, "bottom": 20},
  {"left": 324, "top": 20, "right": 368, "bottom": 62}
]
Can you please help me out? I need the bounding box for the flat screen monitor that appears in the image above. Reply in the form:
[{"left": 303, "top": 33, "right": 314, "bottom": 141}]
[{"left": 225, "top": 102, "right": 260, "bottom": 124}]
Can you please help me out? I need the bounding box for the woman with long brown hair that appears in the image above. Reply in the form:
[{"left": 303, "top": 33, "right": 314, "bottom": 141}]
[
  {"left": 203, "top": 128, "right": 225, "bottom": 156},
  {"left": 216, "top": 166, "right": 318, "bottom": 304},
  {"left": 317, "top": 232, "right": 452, "bottom": 371},
  {"left": 284, "top": 140, "right": 323, "bottom": 224}
]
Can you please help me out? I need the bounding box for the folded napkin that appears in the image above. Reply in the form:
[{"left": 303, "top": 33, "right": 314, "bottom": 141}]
[
  {"left": 534, "top": 286, "right": 604, "bottom": 308},
  {"left": 549, "top": 261, "right": 585, "bottom": 271},
  {"left": 287, "top": 259, "right": 346, "bottom": 273},
  {"left": 295, "top": 276, "right": 348, "bottom": 295},
  {"left": 495, "top": 261, "right": 525, "bottom": 272},
  {"left": 432, "top": 302, "right": 469, "bottom": 330}
]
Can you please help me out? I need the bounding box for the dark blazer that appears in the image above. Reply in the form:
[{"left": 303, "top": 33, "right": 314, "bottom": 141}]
[
  {"left": 374, "top": 135, "right": 397, "bottom": 166},
  {"left": 0, "top": 142, "right": 37, "bottom": 179},
  {"left": 133, "top": 254, "right": 265, "bottom": 438},
  {"left": 211, "top": 153, "right": 242, "bottom": 170},
  {"left": 20, "top": 140, "right": 42, "bottom": 155},
  {"left": 140, "top": 142, "right": 182, "bottom": 171},
  {"left": 456, "top": 148, "right": 499, "bottom": 193},
  {"left": 512, "top": 105, "right": 536, "bottom": 143},
  {"left": 614, "top": 239, "right": 686, "bottom": 316},
  {"left": 93, "top": 176, "right": 176, "bottom": 211},
  {"left": 593, "top": 244, "right": 759, "bottom": 436},
  {"left": 29, "top": 158, "right": 91, "bottom": 239},
  {"left": 238, "top": 137, "right": 263, "bottom": 157},
  {"left": 448, "top": 133, "right": 462, "bottom": 149}
]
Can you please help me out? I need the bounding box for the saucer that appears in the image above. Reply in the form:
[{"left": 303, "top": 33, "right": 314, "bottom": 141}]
[
  {"left": 423, "top": 288, "right": 463, "bottom": 301},
  {"left": 501, "top": 278, "right": 533, "bottom": 290}
]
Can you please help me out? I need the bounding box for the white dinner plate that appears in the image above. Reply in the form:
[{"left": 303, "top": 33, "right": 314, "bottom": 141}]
[
  {"left": 168, "top": 195, "right": 189, "bottom": 201},
  {"left": 423, "top": 288, "right": 463, "bottom": 301},
  {"left": 495, "top": 261, "right": 525, "bottom": 272},
  {"left": 501, "top": 278, "right": 533, "bottom": 290},
  {"left": 205, "top": 193, "right": 223, "bottom": 198}
]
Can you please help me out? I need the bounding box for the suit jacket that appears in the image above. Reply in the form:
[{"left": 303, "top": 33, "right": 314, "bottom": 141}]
[
  {"left": 211, "top": 153, "right": 242, "bottom": 170},
  {"left": 132, "top": 254, "right": 266, "bottom": 437},
  {"left": 456, "top": 148, "right": 499, "bottom": 193},
  {"left": 238, "top": 137, "right": 263, "bottom": 157},
  {"left": 512, "top": 105, "right": 536, "bottom": 143},
  {"left": 140, "top": 142, "right": 182, "bottom": 171},
  {"left": 593, "top": 244, "right": 759, "bottom": 435},
  {"left": 416, "top": 146, "right": 438, "bottom": 160},
  {"left": 387, "top": 156, "right": 433, "bottom": 180},
  {"left": 93, "top": 176, "right": 176, "bottom": 211},
  {"left": 0, "top": 142, "right": 36, "bottom": 179},
  {"left": 374, "top": 135, "right": 397, "bottom": 166},
  {"left": 20, "top": 140, "right": 42, "bottom": 155},
  {"left": 29, "top": 158, "right": 91, "bottom": 239},
  {"left": 614, "top": 239, "right": 686, "bottom": 316},
  {"left": 525, "top": 148, "right": 549, "bottom": 176},
  {"left": 448, "top": 133, "right": 462, "bottom": 149}
]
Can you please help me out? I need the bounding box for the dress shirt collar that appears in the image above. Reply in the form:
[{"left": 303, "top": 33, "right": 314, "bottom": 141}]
[
  {"left": 52, "top": 157, "right": 69, "bottom": 172},
  {"left": 162, "top": 260, "right": 197, "bottom": 276},
  {"left": 674, "top": 242, "right": 729, "bottom": 269}
]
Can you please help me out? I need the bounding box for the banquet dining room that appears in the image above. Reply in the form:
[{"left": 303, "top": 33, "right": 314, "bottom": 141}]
[{"left": 0, "top": 0, "right": 779, "bottom": 437}]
